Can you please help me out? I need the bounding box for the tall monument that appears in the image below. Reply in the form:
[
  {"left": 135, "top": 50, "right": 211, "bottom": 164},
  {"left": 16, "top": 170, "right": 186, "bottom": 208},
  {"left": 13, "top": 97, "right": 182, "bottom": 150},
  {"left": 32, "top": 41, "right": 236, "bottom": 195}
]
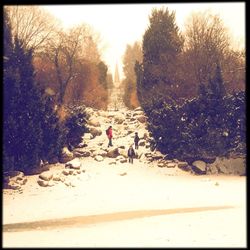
[{"left": 114, "top": 62, "right": 120, "bottom": 85}]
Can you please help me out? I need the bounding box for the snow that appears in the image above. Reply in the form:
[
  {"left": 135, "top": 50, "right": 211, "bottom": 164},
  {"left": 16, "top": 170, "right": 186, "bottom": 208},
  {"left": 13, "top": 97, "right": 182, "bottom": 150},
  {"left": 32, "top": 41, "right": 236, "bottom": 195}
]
[{"left": 3, "top": 84, "right": 246, "bottom": 247}]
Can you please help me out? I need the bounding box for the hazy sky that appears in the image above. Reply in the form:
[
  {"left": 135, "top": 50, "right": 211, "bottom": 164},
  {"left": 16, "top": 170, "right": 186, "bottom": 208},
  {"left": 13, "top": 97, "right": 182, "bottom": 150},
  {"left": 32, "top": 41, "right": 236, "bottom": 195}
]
[{"left": 42, "top": 3, "right": 245, "bottom": 79}]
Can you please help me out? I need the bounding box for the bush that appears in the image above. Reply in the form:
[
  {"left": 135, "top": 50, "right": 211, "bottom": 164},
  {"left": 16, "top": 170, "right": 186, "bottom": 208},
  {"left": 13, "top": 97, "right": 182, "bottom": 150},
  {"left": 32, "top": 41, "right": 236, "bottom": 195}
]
[
  {"left": 146, "top": 91, "right": 246, "bottom": 161},
  {"left": 63, "top": 104, "right": 88, "bottom": 149}
]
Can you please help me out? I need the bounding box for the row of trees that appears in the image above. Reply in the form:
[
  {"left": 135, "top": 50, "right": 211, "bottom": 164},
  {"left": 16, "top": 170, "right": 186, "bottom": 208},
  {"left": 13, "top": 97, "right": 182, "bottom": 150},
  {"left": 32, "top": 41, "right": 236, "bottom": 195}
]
[
  {"left": 6, "top": 5, "right": 112, "bottom": 110},
  {"left": 130, "top": 7, "right": 245, "bottom": 159},
  {"left": 121, "top": 8, "right": 244, "bottom": 109}
]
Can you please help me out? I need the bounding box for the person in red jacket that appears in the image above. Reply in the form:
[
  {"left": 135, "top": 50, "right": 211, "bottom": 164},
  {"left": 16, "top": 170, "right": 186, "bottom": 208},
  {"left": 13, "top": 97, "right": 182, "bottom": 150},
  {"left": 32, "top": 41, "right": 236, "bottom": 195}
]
[{"left": 106, "top": 125, "right": 113, "bottom": 147}]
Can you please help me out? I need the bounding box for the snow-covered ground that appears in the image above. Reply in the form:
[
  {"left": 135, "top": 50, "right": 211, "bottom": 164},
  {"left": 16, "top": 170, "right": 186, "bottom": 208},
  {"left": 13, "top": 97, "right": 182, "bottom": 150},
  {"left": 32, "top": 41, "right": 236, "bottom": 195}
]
[
  {"left": 3, "top": 85, "right": 247, "bottom": 247},
  {"left": 3, "top": 158, "right": 246, "bottom": 247}
]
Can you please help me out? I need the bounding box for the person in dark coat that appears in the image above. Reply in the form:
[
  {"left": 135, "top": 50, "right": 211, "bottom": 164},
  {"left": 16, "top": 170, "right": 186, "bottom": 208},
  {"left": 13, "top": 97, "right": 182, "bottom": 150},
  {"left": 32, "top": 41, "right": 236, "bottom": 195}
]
[
  {"left": 128, "top": 145, "right": 136, "bottom": 164},
  {"left": 107, "top": 126, "right": 113, "bottom": 147},
  {"left": 134, "top": 132, "right": 140, "bottom": 149}
]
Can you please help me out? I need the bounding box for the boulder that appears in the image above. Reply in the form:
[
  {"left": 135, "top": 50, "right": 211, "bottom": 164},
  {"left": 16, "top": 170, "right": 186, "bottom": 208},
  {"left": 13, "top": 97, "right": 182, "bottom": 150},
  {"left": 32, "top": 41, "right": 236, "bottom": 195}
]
[
  {"left": 136, "top": 115, "right": 147, "bottom": 123},
  {"left": 37, "top": 179, "right": 49, "bottom": 187},
  {"left": 95, "top": 155, "right": 104, "bottom": 162},
  {"left": 89, "top": 127, "right": 102, "bottom": 137},
  {"left": 93, "top": 149, "right": 107, "bottom": 157},
  {"left": 207, "top": 157, "right": 246, "bottom": 175},
  {"left": 39, "top": 171, "right": 53, "bottom": 181},
  {"left": 157, "top": 162, "right": 166, "bottom": 168},
  {"left": 192, "top": 160, "right": 207, "bottom": 174},
  {"left": 114, "top": 115, "right": 125, "bottom": 124},
  {"left": 82, "top": 133, "right": 93, "bottom": 140},
  {"left": 62, "top": 169, "right": 70, "bottom": 176},
  {"left": 177, "top": 162, "right": 190, "bottom": 171},
  {"left": 88, "top": 118, "right": 100, "bottom": 127},
  {"left": 166, "top": 163, "right": 176, "bottom": 168},
  {"left": 106, "top": 148, "right": 120, "bottom": 158},
  {"left": 119, "top": 149, "right": 128, "bottom": 158},
  {"left": 73, "top": 148, "right": 91, "bottom": 158},
  {"left": 52, "top": 173, "right": 61, "bottom": 181},
  {"left": 134, "top": 106, "right": 143, "bottom": 112},
  {"left": 59, "top": 147, "right": 74, "bottom": 163},
  {"left": 65, "top": 158, "right": 82, "bottom": 170}
]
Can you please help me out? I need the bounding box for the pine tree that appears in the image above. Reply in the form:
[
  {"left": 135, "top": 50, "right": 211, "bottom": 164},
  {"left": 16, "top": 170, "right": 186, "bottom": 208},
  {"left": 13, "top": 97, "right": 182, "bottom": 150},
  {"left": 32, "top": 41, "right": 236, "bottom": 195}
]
[
  {"left": 142, "top": 7, "right": 183, "bottom": 88},
  {"left": 4, "top": 36, "right": 44, "bottom": 172}
]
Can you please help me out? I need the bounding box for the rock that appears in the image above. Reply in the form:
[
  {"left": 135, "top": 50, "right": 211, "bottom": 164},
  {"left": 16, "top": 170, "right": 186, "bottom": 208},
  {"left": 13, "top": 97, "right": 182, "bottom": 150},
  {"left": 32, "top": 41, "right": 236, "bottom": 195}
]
[
  {"left": 82, "top": 133, "right": 93, "bottom": 140},
  {"left": 5, "top": 171, "right": 24, "bottom": 179},
  {"left": 88, "top": 118, "right": 100, "bottom": 127},
  {"left": 120, "top": 172, "right": 127, "bottom": 176},
  {"left": 118, "top": 145, "right": 125, "bottom": 149},
  {"left": 157, "top": 162, "right": 166, "bottom": 168},
  {"left": 207, "top": 157, "right": 246, "bottom": 175},
  {"left": 53, "top": 174, "right": 61, "bottom": 181},
  {"left": 89, "top": 127, "right": 102, "bottom": 137},
  {"left": 119, "top": 149, "right": 128, "bottom": 158},
  {"left": 73, "top": 148, "right": 91, "bottom": 157},
  {"left": 93, "top": 149, "right": 107, "bottom": 157},
  {"left": 152, "top": 155, "right": 163, "bottom": 161},
  {"left": 47, "top": 181, "right": 55, "bottom": 187},
  {"left": 166, "top": 163, "right": 176, "bottom": 168},
  {"left": 68, "top": 169, "right": 74, "bottom": 175},
  {"left": 37, "top": 179, "right": 49, "bottom": 187},
  {"left": 136, "top": 115, "right": 147, "bottom": 123},
  {"left": 109, "top": 161, "right": 116, "bottom": 165},
  {"left": 114, "top": 115, "right": 125, "bottom": 124},
  {"left": 62, "top": 169, "right": 70, "bottom": 176},
  {"left": 65, "top": 158, "right": 82, "bottom": 169},
  {"left": 107, "top": 148, "right": 120, "bottom": 158},
  {"left": 134, "top": 106, "right": 143, "bottom": 112},
  {"left": 39, "top": 171, "right": 53, "bottom": 181},
  {"left": 177, "top": 162, "right": 189, "bottom": 170},
  {"left": 192, "top": 160, "right": 207, "bottom": 174},
  {"left": 95, "top": 155, "right": 104, "bottom": 162},
  {"left": 139, "top": 140, "right": 146, "bottom": 146},
  {"left": 59, "top": 147, "right": 74, "bottom": 163}
]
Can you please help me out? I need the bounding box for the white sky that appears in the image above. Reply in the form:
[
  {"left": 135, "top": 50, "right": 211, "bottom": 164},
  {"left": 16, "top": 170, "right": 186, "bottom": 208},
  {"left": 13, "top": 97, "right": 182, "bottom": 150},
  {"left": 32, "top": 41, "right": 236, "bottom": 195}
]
[{"left": 42, "top": 3, "right": 245, "bottom": 79}]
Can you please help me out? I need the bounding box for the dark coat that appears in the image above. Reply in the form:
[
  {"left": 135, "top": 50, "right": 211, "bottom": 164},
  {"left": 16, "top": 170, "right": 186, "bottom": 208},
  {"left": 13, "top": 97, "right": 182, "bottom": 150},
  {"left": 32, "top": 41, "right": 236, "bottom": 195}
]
[{"left": 128, "top": 147, "right": 136, "bottom": 158}]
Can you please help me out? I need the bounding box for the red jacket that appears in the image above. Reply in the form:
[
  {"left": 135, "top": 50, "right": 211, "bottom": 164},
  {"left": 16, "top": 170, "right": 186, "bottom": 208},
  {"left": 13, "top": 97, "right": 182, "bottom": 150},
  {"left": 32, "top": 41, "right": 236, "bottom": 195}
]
[{"left": 107, "top": 128, "right": 113, "bottom": 139}]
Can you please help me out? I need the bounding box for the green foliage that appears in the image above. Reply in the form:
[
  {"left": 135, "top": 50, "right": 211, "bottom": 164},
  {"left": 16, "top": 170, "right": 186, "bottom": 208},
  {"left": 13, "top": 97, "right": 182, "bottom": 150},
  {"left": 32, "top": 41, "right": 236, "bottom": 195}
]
[
  {"left": 40, "top": 96, "right": 66, "bottom": 162},
  {"left": 64, "top": 105, "right": 88, "bottom": 149},
  {"left": 3, "top": 11, "right": 65, "bottom": 172},
  {"left": 146, "top": 90, "right": 245, "bottom": 161},
  {"left": 142, "top": 7, "right": 183, "bottom": 88},
  {"left": 4, "top": 38, "right": 44, "bottom": 172}
]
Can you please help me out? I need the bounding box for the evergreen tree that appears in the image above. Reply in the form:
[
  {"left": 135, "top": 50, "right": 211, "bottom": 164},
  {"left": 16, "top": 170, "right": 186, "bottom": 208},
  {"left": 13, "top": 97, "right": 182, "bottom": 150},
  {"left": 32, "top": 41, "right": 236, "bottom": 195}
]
[
  {"left": 4, "top": 37, "right": 44, "bottom": 172},
  {"left": 142, "top": 7, "right": 183, "bottom": 87},
  {"left": 40, "top": 95, "right": 66, "bottom": 162}
]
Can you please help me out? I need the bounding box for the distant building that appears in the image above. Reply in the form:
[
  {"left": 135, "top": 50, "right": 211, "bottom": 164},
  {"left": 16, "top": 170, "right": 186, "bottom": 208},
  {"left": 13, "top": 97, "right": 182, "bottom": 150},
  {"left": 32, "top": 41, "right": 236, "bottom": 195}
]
[{"left": 114, "top": 62, "right": 120, "bottom": 84}]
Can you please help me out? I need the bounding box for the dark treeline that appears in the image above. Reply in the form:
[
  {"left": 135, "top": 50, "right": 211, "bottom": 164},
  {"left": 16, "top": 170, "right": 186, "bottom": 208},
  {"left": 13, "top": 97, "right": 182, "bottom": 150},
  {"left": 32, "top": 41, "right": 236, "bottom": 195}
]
[
  {"left": 3, "top": 6, "right": 112, "bottom": 174},
  {"left": 132, "top": 7, "right": 245, "bottom": 161}
]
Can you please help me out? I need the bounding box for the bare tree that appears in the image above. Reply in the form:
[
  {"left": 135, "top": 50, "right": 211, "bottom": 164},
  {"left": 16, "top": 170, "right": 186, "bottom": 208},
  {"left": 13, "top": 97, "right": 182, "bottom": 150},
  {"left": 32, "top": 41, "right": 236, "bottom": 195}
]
[
  {"left": 5, "top": 5, "right": 59, "bottom": 53},
  {"left": 183, "top": 10, "right": 231, "bottom": 85},
  {"left": 43, "top": 23, "right": 104, "bottom": 106}
]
